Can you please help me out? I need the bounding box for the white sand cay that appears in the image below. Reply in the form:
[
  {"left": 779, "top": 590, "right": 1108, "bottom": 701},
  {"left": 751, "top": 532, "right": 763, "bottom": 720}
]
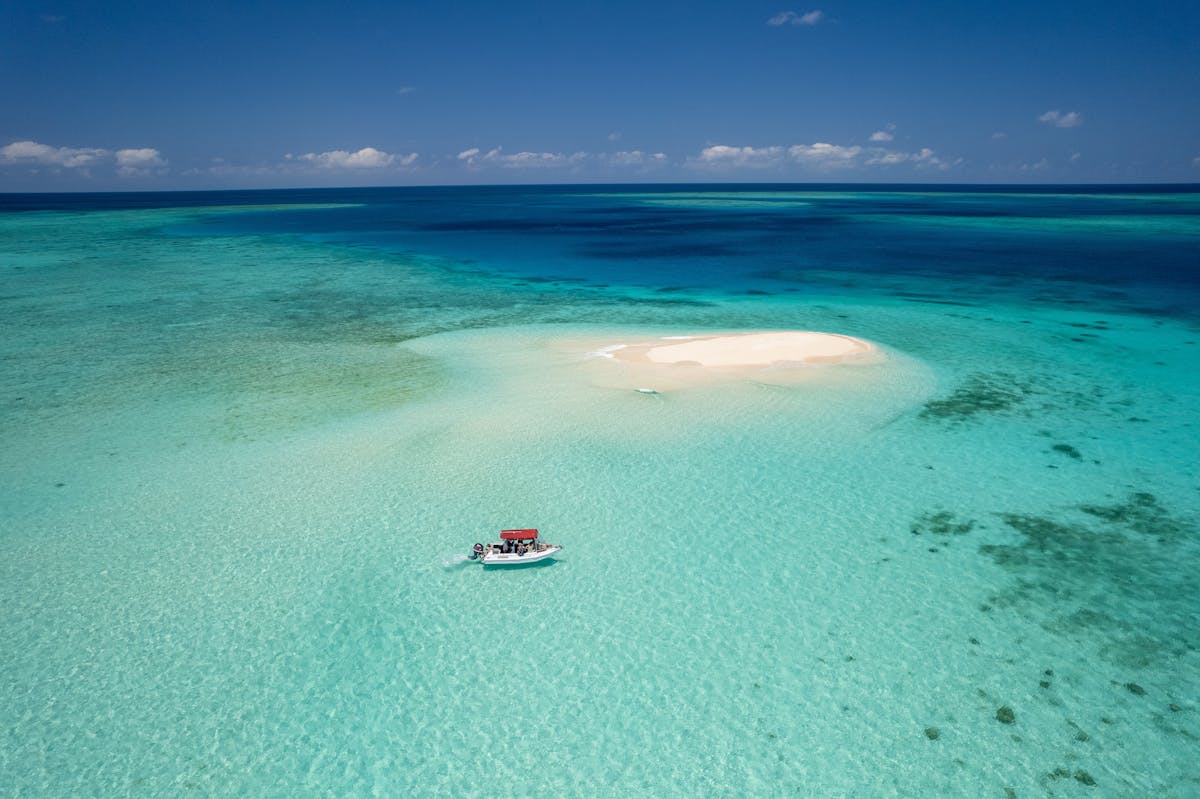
[
  {"left": 622, "top": 331, "right": 875, "bottom": 367},
  {"left": 577, "top": 330, "right": 882, "bottom": 393}
]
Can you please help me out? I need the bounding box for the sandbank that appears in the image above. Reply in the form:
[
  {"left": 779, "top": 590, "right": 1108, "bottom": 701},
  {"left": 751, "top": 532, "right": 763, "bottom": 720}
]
[
  {"left": 580, "top": 330, "right": 881, "bottom": 392},
  {"left": 615, "top": 331, "right": 875, "bottom": 367}
]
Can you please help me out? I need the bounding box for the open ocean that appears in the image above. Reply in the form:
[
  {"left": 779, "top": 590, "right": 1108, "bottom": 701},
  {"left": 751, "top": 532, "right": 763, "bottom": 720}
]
[{"left": 1, "top": 184, "right": 1198, "bottom": 797}]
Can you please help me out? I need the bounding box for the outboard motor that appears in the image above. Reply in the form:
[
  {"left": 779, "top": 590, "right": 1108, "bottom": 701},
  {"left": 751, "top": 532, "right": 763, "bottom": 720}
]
[{"left": 470, "top": 542, "right": 484, "bottom": 560}]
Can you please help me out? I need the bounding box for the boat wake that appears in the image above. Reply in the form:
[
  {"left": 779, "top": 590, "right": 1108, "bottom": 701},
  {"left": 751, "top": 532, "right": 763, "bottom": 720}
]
[{"left": 441, "top": 553, "right": 473, "bottom": 569}]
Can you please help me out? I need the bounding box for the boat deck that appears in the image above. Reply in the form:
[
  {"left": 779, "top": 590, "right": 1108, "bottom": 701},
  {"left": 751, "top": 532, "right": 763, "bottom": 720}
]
[{"left": 480, "top": 545, "right": 561, "bottom": 566}]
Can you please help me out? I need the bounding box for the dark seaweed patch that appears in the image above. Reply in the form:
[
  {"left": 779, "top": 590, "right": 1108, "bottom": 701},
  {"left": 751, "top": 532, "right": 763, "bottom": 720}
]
[
  {"left": 911, "top": 510, "right": 976, "bottom": 536},
  {"left": 1051, "top": 443, "right": 1082, "bottom": 459},
  {"left": 978, "top": 493, "right": 1197, "bottom": 668},
  {"left": 982, "top": 513, "right": 1124, "bottom": 570},
  {"left": 1079, "top": 492, "right": 1187, "bottom": 542},
  {"left": 919, "top": 372, "right": 1035, "bottom": 421}
]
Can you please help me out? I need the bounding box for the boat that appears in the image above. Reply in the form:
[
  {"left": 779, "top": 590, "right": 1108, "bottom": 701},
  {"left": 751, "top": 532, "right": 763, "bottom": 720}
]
[{"left": 470, "top": 528, "right": 561, "bottom": 566}]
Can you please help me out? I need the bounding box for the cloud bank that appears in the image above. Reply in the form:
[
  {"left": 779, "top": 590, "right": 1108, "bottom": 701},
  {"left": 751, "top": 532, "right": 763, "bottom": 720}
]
[
  {"left": 457, "top": 147, "right": 666, "bottom": 170},
  {"left": 2, "top": 140, "right": 166, "bottom": 177},
  {"left": 292, "top": 146, "right": 415, "bottom": 169},
  {"left": 691, "top": 141, "right": 952, "bottom": 171},
  {"left": 1, "top": 140, "right": 110, "bottom": 168}
]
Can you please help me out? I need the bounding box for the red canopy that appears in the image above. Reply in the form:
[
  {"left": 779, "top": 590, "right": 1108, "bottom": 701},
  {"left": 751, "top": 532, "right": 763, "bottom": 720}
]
[{"left": 500, "top": 528, "right": 539, "bottom": 540}]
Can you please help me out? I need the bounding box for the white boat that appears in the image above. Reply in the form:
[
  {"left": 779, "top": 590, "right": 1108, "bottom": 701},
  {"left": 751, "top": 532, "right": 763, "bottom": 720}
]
[{"left": 470, "top": 528, "right": 561, "bottom": 566}]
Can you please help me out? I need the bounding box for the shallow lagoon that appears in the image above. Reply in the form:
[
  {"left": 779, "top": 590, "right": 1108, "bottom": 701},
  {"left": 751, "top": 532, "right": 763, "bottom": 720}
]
[{"left": 1, "top": 186, "right": 1198, "bottom": 796}]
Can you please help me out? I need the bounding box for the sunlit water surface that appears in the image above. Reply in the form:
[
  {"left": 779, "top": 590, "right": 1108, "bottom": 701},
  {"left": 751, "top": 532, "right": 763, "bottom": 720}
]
[{"left": 1, "top": 186, "right": 1198, "bottom": 797}]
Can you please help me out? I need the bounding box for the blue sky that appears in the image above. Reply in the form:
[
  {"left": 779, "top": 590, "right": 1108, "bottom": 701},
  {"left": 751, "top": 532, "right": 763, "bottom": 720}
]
[{"left": 2, "top": 0, "right": 1198, "bottom": 190}]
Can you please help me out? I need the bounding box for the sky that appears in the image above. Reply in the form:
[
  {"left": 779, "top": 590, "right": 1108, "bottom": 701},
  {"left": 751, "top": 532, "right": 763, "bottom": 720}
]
[{"left": 2, "top": 0, "right": 1199, "bottom": 190}]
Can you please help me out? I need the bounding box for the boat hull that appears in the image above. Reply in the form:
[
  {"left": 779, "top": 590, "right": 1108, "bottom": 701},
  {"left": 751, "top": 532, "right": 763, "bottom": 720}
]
[{"left": 481, "top": 545, "right": 561, "bottom": 566}]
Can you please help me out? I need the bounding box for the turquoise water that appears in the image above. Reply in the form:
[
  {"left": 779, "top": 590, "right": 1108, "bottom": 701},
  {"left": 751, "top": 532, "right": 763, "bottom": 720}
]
[{"left": 1, "top": 187, "right": 1198, "bottom": 796}]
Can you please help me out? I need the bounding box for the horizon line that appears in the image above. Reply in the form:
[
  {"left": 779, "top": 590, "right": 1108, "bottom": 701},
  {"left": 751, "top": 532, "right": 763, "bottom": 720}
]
[{"left": 3, "top": 180, "right": 1199, "bottom": 198}]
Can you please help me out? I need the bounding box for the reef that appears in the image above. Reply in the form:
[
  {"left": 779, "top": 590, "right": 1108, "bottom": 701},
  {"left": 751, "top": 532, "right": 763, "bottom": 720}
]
[
  {"left": 1048, "top": 766, "right": 1098, "bottom": 786},
  {"left": 910, "top": 510, "right": 976, "bottom": 537},
  {"left": 919, "top": 372, "right": 1035, "bottom": 421},
  {"left": 1079, "top": 492, "right": 1187, "bottom": 543},
  {"left": 977, "top": 491, "right": 1197, "bottom": 669},
  {"left": 1051, "top": 443, "right": 1082, "bottom": 459},
  {"left": 996, "top": 706, "right": 1016, "bottom": 724}
]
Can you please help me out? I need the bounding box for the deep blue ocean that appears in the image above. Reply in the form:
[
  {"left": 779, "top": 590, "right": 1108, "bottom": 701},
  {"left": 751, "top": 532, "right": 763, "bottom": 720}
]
[
  {"left": 6, "top": 184, "right": 1197, "bottom": 303},
  {"left": 1, "top": 184, "right": 1198, "bottom": 797}
]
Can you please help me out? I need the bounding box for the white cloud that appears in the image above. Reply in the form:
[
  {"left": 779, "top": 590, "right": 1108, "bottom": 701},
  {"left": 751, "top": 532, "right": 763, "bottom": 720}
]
[
  {"left": 1, "top": 139, "right": 173, "bottom": 178},
  {"left": 294, "top": 146, "right": 413, "bottom": 169},
  {"left": 691, "top": 141, "right": 953, "bottom": 172},
  {"left": 115, "top": 147, "right": 168, "bottom": 177},
  {"left": 768, "top": 10, "right": 824, "bottom": 26},
  {"left": 1039, "top": 110, "right": 1082, "bottom": 128},
  {"left": 914, "top": 148, "right": 952, "bottom": 168},
  {"left": 694, "top": 145, "right": 786, "bottom": 168},
  {"left": 788, "top": 142, "right": 862, "bottom": 168},
  {"left": 116, "top": 148, "right": 165, "bottom": 166},
  {"left": 457, "top": 147, "right": 586, "bottom": 169},
  {"left": 869, "top": 130, "right": 894, "bottom": 142},
  {"left": 604, "top": 151, "right": 668, "bottom": 167},
  {"left": 863, "top": 146, "right": 949, "bottom": 169},
  {"left": 608, "top": 131, "right": 622, "bottom": 142},
  {"left": 991, "top": 131, "right": 1007, "bottom": 140},
  {"left": 499, "top": 151, "right": 586, "bottom": 168},
  {"left": 865, "top": 150, "right": 909, "bottom": 166},
  {"left": 1070, "top": 152, "right": 1081, "bottom": 163},
  {"left": 1, "top": 140, "right": 109, "bottom": 168},
  {"left": 457, "top": 147, "right": 499, "bottom": 166},
  {"left": 457, "top": 147, "right": 664, "bottom": 170},
  {"left": 396, "top": 86, "right": 416, "bottom": 95},
  {"left": 1193, "top": 156, "right": 1200, "bottom": 168}
]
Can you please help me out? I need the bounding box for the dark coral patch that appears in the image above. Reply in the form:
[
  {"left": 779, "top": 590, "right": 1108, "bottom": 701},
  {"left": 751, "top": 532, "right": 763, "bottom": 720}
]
[
  {"left": 911, "top": 510, "right": 976, "bottom": 536},
  {"left": 1051, "top": 443, "right": 1082, "bottom": 459},
  {"left": 1079, "top": 492, "right": 1188, "bottom": 542},
  {"left": 978, "top": 492, "right": 1196, "bottom": 670},
  {"left": 919, "top": 372, "right": 1035, "bottom": 421}
]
